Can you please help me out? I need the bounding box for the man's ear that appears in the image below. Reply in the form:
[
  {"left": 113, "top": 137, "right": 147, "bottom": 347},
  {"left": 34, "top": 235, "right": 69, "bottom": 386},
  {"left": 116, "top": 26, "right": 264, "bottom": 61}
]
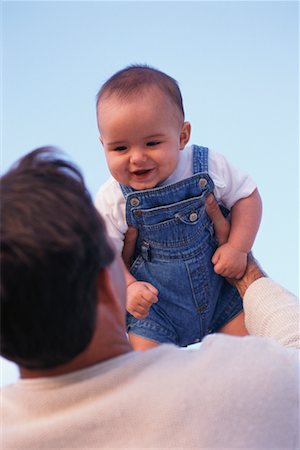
[
  {"left": 96, "top": 256, "right": 127, "bottom": 309},
  {"left": 179, "top": 121, "right": 191, "bottom": 149},
  {"left": 96, "top": 268, "right": 110, "bottom": 305}
]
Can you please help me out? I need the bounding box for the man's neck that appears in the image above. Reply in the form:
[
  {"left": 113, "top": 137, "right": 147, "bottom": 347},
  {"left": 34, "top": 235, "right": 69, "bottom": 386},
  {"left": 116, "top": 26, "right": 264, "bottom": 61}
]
[
  {"left": 19, "top": 342, "right": 132, "bottom": 379},
  {"left": 19, "top": 307, "right": 133, "bottom": 379}
]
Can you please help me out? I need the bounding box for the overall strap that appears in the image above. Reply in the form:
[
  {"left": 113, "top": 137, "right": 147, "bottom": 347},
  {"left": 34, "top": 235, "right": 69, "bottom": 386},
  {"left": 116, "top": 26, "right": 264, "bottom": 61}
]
[
  {"left": 119, "top": 183, "right": 133, "bottom": 198},
  {"left": 192, "top": 145, "right": 209, "bottom": 174}
]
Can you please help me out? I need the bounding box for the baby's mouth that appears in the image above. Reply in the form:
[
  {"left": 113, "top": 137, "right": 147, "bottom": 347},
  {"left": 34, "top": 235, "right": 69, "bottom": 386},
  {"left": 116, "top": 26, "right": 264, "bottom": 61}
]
[
  {"left": 132, "top": 168, "right": 153, "bottom": 177},
  {"left": 134, "top": 169, "right": 150, "bottom": 175}
]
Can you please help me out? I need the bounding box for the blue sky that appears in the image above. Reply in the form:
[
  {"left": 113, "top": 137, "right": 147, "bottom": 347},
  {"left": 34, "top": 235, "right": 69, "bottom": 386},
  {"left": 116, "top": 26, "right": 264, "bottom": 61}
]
[{"left": 1, "top": 1, "right": 299, "bottom": 385}]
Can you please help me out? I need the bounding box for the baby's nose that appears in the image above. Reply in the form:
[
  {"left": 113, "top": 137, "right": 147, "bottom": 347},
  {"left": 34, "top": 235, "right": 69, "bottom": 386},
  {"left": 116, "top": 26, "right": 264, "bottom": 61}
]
[{"left": 130, "top": 148, "right": 147, "bottom": 165}]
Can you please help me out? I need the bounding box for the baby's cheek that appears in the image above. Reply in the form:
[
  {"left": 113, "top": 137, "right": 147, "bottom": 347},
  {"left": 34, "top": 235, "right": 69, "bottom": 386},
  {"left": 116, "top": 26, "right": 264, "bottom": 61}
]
[{"left": 110, "top": 163, "right": 127, "bottom": 184}]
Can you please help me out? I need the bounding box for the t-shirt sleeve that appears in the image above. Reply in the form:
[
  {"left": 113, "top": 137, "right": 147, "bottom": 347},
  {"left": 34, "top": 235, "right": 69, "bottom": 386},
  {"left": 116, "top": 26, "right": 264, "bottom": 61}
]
[
  {"left": 208, "top": 149, "right": 257, "bottom": 209},
  {"left": 94, "top": 178, "right": 128, "bottom": 254}
]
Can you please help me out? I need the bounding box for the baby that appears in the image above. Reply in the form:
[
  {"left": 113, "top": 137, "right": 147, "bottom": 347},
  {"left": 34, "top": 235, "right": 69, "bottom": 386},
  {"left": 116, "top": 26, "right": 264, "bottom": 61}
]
[{"left": 95, "top": 65, "right": 262, "bottom": 350}]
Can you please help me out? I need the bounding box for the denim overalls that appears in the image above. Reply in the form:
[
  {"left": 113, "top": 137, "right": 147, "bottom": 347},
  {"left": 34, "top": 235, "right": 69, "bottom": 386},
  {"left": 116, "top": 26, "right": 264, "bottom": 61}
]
[{"left": 120, "top": 145, "right": 243, "bottom": 346}]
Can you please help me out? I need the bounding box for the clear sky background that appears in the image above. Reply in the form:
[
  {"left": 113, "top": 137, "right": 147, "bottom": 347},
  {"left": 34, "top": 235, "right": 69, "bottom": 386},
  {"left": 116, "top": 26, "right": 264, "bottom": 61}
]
[{"left": 1, "top": 1, "right": 299, "bottom": 386}]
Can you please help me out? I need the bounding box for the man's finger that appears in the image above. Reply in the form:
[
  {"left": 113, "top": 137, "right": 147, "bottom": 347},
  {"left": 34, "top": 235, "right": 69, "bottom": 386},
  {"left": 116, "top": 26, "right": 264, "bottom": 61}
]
[
  {"left": 205, "top": 194, "right": 230, "bottom": 245},
  {"left": 122, "top": 226, "right": 138, "bottom": 268}
]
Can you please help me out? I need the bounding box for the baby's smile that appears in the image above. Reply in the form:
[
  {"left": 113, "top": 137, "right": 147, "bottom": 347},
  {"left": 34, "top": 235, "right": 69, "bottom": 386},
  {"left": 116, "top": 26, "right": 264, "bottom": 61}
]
[
  {"left": 132, "top": 169, "right": 152, "bottom": 175},
  {"left": 131, "top": 167, "right": 155, "bottom": 179}
]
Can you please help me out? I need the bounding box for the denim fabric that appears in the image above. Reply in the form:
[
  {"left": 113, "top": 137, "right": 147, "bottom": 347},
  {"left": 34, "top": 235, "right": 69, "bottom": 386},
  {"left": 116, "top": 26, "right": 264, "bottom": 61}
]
[{"left": 121, "top": 145, "right": 243, "bottom": 346}]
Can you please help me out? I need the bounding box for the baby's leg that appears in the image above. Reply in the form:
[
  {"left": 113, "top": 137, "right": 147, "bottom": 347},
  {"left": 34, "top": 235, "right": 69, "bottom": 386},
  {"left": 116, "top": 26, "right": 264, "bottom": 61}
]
[
  {"left": 128, "top": 332, "right": 160, "bottom": 351},
  {"left": 218, "top": 311, "right": 248, "bottom": 336}
]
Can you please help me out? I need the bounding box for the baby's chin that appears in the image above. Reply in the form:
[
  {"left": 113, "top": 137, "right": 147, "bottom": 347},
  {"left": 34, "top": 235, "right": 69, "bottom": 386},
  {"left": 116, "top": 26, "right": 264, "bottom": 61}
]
[{"left": 127, "top": 181, "right": 158, "bottom": 191}]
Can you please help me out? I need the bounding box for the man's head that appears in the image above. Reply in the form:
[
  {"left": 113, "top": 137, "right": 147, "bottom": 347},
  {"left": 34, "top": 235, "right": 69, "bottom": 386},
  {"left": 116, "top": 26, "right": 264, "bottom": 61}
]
[
  {"left": 96, "top": 65, "right": 191, "bottom": 190},
  {"left": 0, "top": 147, "right": 115, "bottom": 370}
]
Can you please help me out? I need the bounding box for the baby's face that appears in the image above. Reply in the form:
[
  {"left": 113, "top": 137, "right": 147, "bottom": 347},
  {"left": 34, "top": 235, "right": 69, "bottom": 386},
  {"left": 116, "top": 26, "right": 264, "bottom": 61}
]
[{"left": 98, "top": 88, "right": 190, "bottom": 190}]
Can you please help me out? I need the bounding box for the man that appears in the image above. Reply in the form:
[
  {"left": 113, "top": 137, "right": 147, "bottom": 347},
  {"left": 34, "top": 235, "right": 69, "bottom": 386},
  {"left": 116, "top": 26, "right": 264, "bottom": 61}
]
[{"left": 1, "top": 147, "right": 299, "bottom": 449}]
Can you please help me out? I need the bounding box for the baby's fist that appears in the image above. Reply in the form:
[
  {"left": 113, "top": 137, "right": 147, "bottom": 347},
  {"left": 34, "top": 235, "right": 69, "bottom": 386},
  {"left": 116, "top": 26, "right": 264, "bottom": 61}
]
[
  {"left": 212, "top": 243, "right": 247, "bottom": 279},
  {"left": 127, "top": 281, "right": 158, "bottom": 319}
]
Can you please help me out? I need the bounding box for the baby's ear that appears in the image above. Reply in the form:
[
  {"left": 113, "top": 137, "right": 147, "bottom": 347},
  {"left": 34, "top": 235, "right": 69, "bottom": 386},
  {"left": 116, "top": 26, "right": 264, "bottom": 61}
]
[{"left": 179, "top": 122, "right": 191, "bottom": 149}]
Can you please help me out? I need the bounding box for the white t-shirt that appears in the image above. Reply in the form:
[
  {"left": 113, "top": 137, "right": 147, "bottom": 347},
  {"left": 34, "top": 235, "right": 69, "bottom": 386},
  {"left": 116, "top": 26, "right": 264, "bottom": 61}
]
[{"left": 95, "top": 146, "right": 256, "bottom": 253}]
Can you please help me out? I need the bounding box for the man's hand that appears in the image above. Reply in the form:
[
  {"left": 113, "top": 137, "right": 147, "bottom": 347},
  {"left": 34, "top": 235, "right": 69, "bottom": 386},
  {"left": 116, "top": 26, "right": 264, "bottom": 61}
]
[
  {"left": 205, "top": 193, "right": 266, "bottom": 297},
  {"left": 122, "top": 226, "right": 138, "bottom": 268},
  {"left": 122, "top": 227, "right": 159, "bottom": 318},
  {"left": 205, "top": 194, "right": 230, "bottom": 245},
  {"left": 205, "top": 194, "right": 246, "bottom": 277},
  {"left": 127, "top": 281, "right": 158, "bottom": 319}
]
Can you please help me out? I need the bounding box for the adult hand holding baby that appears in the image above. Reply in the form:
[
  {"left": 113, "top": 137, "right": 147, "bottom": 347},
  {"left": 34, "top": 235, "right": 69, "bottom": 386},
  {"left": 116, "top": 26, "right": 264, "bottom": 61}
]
[
  {"left": 205, "top": 194, "right": 247, "bottom": 279},
  {"left": 122, "top": 226, "right": 158, "bottom": 319}
]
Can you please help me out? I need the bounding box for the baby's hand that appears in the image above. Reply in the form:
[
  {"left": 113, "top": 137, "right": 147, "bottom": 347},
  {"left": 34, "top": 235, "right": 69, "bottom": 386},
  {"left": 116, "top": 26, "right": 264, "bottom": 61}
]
[
  {"left": 127, "top": 281, "right": 158, "bottom": 319},
  {"left": 212, "top": 243, "right": 247, "bottom": 279}
]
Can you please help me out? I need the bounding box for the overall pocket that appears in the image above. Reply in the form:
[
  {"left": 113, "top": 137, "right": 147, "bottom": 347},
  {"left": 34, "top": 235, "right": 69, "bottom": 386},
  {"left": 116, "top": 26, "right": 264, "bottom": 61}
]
[{"left": 132, "top": 193, "right": 207, "bottom": 228}]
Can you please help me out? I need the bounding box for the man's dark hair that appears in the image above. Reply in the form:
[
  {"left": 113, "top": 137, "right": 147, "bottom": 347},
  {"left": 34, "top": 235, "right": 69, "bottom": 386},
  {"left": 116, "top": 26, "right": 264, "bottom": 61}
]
[
  {"left": 96, "top": 64, "right": 185, "bottom": 120},
  {"left": 0, "top": 147, "right": 114, "bottom": 369}
]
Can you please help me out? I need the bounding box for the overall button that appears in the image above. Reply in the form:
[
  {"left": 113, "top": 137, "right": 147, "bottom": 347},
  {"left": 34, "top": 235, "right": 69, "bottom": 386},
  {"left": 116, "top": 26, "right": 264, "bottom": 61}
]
[
  {"left": 199, "top": 178, "right": 207, "bottom": 187},
  {"left": 189, "top": 212, "right": 198, "bottom": 222},
  {"left": 130, "top": 197, "right": 140, "bottom": 207},
  {"left": 134, "top": 210, "right": 142, "bottom": 217}
]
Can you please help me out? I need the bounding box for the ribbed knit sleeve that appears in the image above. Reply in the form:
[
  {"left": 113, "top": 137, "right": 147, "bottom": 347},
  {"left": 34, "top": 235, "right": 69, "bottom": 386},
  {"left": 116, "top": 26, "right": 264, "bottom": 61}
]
[{"left": 244, "top": 278, "right": 300, "bottom": 349}]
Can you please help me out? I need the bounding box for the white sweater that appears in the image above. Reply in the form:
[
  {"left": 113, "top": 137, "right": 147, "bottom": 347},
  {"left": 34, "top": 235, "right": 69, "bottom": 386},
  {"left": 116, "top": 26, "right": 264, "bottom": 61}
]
[{"left": 2, "top": 278, "right": 299, "bottom": 449}]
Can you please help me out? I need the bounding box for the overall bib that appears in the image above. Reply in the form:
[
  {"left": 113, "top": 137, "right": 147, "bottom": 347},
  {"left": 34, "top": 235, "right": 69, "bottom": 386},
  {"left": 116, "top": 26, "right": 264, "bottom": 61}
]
[{"left": 121, "top": 145, "right": 243, "bottom": 346}]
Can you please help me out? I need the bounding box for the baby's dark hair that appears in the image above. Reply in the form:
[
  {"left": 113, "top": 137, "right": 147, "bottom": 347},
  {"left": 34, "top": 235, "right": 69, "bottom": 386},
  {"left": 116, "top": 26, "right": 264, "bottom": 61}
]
[{"left": 96, "top": 64, "right": 185, "bottom": 119}]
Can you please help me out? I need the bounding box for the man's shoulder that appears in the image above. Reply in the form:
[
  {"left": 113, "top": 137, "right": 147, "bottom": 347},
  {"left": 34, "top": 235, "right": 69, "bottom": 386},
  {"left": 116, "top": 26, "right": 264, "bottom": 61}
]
[
  {"left": 152, "top": 335, "right": 296, "bottom": 383},
  {"left": 131, "top": 336, "right": 296, "bottom": 422}
]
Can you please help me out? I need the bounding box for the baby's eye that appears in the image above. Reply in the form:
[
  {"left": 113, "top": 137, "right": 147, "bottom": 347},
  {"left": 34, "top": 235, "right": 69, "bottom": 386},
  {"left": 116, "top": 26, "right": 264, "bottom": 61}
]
[
  {"left": 146, "top": 141, "right": 160, "bottom": 147},
  {"left": 114, "top": 146, "right": 127, "bottom": 152}
]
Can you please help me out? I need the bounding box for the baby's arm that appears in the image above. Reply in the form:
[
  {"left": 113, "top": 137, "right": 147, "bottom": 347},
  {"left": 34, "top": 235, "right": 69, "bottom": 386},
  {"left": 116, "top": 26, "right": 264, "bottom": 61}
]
[
  {"left": 95, "top": 182, "right": 158, "bottom": 319},
  {"left": 121, "top": 227, "right": 158, "bottom": 319},
  {"left": 212, "top": 188, "right": 262, "bottom": 278}
]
